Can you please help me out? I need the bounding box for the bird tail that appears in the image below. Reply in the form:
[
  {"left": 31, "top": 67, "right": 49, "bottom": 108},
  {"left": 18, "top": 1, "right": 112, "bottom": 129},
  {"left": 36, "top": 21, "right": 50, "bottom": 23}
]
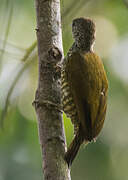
[{"left": 65, "top": 130, "right": 87, "bottom": 166}]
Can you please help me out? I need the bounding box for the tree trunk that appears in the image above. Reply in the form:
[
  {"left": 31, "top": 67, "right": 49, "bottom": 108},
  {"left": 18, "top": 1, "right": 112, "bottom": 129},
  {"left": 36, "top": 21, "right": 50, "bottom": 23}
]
[{"left": 34, "top": 0, "right": 71, "bottom": 179}]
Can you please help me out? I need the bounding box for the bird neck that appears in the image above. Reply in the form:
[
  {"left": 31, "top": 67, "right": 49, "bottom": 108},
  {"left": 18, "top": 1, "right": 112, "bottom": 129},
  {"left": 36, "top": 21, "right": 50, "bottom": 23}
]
[{"left": 74, "top": 41, "right": 93, "bottom": 52}]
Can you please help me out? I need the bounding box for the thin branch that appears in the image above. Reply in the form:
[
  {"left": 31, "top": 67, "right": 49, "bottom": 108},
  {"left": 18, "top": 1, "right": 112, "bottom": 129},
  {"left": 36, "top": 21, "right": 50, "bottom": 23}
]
[
  {"left": 22, "top": 41, "right": 37, "bottom": 61},
  {"left": 0, "top": 49, "right": 23, "bottom": 59},
  {"left": 0, "top": 42, "right": 37, "bottom": 128},
  {"left": 34, "top": 0, "right": 71, "bottom": 179},
  {"left": 0, "top": 39, "right": 26, "bottom": 52},
  {"left": 0, "top": 1, "right": 13, "bottom": 67}
]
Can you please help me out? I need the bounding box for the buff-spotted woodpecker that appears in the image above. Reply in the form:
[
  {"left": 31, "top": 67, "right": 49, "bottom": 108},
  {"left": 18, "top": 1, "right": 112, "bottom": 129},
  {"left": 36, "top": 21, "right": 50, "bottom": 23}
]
[{"left": 61, "top": 17, "right": 108, "bottom": 166}]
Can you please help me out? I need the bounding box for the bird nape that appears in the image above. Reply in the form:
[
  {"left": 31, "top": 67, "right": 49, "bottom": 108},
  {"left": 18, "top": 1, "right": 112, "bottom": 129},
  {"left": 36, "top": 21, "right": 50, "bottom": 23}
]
[{"left": 61, "top": 17, "right": 108, "bottom": 166}]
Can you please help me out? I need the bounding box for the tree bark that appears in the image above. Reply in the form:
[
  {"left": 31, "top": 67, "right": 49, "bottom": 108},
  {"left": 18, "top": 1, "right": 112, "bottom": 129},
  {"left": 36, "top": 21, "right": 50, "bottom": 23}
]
[{"left": 34, "top": 0, "right": 71, "bottom": 179}]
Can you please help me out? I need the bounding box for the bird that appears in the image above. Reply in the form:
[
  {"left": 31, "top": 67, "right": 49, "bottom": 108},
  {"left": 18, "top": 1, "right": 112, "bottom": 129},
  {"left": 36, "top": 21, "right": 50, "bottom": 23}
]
[{"left": 61, "top": 17, "right": 108, "bottom": 166}]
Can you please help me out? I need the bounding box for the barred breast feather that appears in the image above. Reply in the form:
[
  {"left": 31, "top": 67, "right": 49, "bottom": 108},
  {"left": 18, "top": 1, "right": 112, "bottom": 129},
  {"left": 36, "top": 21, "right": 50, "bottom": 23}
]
[{"left": 61, "top": 58, "right": 78, "bottom": 134}]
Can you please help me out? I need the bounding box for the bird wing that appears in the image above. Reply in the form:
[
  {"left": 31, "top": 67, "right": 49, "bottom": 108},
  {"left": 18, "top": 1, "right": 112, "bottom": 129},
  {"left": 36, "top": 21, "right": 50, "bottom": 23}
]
[{"left": 66, "top": 51, "right": 108, "bottom": 141}]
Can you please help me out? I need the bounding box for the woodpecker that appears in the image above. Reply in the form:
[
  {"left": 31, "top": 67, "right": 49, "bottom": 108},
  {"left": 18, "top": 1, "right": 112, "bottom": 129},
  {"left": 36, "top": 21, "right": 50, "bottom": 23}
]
[{"left": 61, "top": 17, "right": 108, "bottom": 166}]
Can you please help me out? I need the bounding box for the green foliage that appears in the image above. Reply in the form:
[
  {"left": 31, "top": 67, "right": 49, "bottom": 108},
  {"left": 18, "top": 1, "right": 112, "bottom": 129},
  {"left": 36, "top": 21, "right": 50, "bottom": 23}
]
[{"left": 1, "top": 0, "right": 128, "bottom": 179}]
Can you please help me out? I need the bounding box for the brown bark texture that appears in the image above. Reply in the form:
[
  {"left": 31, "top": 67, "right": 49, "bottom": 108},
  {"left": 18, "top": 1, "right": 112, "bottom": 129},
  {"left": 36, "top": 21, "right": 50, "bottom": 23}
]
[{"left": 34, "top": 0, "right": 71, "bottom": 180}]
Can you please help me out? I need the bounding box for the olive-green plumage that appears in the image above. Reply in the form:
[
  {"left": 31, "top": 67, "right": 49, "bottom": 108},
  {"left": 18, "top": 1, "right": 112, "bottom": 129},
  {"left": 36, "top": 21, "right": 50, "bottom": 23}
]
[{"left": 61, "top": 17, "right": 108, "bottom": 166}]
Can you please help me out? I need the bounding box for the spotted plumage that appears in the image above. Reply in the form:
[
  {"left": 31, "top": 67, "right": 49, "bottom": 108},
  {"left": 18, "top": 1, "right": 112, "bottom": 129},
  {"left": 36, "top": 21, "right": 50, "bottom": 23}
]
[
  {"left": 61, "top": 17, "right": 108, "bottom": 166},
  {"left": 61, "top": 55, "right": 78, "bottom": 133}
]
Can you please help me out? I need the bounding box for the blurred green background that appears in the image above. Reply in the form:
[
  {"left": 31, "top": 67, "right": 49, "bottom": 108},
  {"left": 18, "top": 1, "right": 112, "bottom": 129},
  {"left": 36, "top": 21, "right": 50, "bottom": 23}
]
[{"left": 0, "top": 0, "right": 128, "bottom": 179}]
